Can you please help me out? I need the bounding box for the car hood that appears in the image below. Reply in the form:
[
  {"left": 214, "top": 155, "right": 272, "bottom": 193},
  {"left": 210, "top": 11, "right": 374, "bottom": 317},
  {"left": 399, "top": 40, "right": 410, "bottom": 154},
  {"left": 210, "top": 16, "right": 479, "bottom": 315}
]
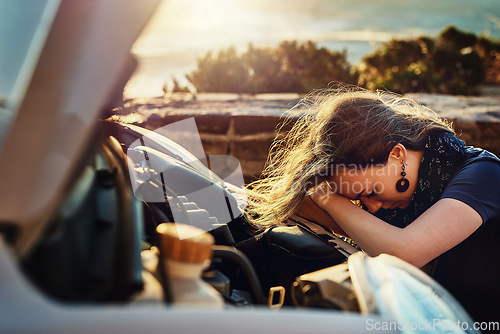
[{"left": 0, "top": 0, "right": 161, "bottom": 256}]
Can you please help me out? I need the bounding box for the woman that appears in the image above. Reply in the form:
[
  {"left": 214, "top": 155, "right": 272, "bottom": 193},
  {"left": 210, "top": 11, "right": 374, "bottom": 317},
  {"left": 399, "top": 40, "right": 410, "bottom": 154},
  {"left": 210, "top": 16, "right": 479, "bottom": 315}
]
[{"left": 245, "top": 88, "right": 500, "bottom": 323}]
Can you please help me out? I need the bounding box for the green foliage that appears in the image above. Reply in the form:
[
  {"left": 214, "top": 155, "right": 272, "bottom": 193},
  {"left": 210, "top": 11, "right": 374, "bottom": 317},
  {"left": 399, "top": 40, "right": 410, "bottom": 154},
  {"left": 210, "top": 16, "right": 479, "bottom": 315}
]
[
  {"left": 182, "top": 26, "right": 500, "bottom": 95},
  {"left": 186, "top": 47, "right": 251, "bottom": 93},
  {"left": 474, "top": 36, "right": 500, "bottom": 84},
  {"left": 358, "top": 26, "right": 490, "bottom": 95},
  {"left": 186, "top": 41, "right": 357, "bottom": 94}
]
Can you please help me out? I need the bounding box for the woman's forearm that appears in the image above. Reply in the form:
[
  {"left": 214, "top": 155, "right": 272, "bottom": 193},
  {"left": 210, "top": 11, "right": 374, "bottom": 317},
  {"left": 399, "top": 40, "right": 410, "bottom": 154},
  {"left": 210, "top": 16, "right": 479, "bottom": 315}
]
[
  {"left": 318, "top": 194, "right": 408, "bottom": 259},
  {"left": 310, "top": 189, "right": 482, "bottom": 268}
]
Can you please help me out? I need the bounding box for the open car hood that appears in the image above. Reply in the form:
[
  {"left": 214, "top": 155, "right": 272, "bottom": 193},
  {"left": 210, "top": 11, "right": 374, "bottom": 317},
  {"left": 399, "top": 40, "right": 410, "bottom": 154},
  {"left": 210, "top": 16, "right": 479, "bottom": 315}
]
[{"left": 0, "top": 0, "right": 161, "bottom": 256}]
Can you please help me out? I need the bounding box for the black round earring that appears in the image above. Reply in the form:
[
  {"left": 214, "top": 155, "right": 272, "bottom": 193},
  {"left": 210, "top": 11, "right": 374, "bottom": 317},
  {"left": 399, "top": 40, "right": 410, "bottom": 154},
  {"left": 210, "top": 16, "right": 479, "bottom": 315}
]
[{"left": 396, "top": 161, "right": 409, "bottom": 192}]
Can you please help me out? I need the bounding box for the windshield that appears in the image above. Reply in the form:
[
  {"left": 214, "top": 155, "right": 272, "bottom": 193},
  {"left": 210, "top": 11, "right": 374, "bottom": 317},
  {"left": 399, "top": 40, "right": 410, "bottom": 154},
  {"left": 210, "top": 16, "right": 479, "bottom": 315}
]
[{"left": 0, "top": 0, "right": 55, "bottom": 148}]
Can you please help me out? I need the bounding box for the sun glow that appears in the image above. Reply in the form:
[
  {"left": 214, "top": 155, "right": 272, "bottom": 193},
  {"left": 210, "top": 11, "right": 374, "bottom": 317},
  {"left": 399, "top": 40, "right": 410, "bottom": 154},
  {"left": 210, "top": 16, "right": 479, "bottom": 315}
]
[{"left": 133, "top": 0, "right": 257, "bottom": 56}]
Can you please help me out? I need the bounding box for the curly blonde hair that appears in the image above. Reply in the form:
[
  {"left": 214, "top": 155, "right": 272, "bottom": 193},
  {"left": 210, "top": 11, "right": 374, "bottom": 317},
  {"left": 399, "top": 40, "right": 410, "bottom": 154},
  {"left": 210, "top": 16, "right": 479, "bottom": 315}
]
[{"left": 244, "top": 88, "right": 453, "bottom": 228}]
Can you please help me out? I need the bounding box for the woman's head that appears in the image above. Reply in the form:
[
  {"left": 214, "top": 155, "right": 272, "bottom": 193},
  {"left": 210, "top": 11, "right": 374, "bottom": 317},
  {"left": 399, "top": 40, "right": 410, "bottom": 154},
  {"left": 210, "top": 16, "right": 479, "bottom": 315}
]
[
  {"left": 328, "top": 142, "right": 423, "bottom": 214},
  {"left": 245, "top": 88, "right": 454, "bottom": 227},
  {"left": 310, "top": 90, "right": 451, "bottom": 167}
]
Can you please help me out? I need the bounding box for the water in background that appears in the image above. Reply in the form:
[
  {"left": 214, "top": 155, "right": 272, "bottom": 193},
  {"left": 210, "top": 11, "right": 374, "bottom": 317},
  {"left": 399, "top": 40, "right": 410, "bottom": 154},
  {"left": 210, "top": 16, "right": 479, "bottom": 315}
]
[{"left": 124, "top": 0, "right": 500, "bottom": 98}]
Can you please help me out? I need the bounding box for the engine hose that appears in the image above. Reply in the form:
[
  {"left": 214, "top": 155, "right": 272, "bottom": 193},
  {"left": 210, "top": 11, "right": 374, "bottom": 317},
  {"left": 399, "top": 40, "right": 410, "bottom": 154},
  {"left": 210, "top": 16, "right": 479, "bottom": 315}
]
[{"left": 211, "top": 245, "right": 267, "bottom": 305}]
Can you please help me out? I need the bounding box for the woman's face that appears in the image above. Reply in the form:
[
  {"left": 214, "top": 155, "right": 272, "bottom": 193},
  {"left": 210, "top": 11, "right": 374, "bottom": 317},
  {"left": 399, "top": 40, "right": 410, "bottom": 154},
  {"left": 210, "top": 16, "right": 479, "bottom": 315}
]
[{"left": 328, "top": 146, "right": 421, "bottom": 213}]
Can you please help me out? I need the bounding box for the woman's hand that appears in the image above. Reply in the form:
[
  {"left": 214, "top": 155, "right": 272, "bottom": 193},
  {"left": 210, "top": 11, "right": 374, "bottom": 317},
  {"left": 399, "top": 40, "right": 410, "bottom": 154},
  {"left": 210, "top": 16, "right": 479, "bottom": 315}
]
[
  {"left": 297, "top": 182, "right": 350, "bottom": 236},
  {"left": 308, "top": 181, "right": 351, "bottom": 212}
]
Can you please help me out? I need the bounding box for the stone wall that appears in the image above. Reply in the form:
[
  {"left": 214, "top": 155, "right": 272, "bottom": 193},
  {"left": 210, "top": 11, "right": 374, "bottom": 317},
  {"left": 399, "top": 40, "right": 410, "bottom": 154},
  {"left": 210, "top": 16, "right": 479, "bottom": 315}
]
[{"left": 112, "top": 92, "right": 500, "bottom": 183}]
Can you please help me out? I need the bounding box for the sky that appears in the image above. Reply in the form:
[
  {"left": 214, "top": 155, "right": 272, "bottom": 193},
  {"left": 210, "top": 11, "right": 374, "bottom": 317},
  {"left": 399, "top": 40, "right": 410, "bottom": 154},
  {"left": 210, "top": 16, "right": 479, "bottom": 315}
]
[{"left": 134, "top": 0, "right": 500, "bottom": 56}]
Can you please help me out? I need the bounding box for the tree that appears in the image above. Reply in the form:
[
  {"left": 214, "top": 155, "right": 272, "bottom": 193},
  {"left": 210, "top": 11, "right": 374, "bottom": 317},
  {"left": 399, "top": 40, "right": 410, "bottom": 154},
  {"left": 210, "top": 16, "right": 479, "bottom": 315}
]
[
  {"left": 187, "top": 47, "right": 252, "bottom": 93},
  {"left": 358, "top": 26, "right": 486, "bottom": 95},
  {"left": 186, "top": 41, "right": 356, "bottom": 94},
  {"left": 184, "top": 27, "right": 498, "bottom": 95}
]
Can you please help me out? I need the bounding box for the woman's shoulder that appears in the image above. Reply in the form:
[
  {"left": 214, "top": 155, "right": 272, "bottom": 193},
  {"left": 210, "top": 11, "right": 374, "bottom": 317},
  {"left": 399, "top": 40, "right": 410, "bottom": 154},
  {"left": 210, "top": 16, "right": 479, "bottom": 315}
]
[
  {"left": 448, "top": 147, "right": 500, "bottom": 187},
  {"left": 442, "top": 148, "right": 500, "bottom": 222},
  {"left": 463, "top": 146, "right": 500, "bottom": 166},
  {"left": 448, "top": 147, "right": 500, "bottom": 189}
]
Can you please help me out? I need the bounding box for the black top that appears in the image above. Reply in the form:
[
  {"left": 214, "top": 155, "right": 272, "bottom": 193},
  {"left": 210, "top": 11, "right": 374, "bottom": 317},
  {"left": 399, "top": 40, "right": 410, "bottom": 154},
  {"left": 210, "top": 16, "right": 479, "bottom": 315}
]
[{"left": 433, "top": 148, "right": 500, "bottom": 324}]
